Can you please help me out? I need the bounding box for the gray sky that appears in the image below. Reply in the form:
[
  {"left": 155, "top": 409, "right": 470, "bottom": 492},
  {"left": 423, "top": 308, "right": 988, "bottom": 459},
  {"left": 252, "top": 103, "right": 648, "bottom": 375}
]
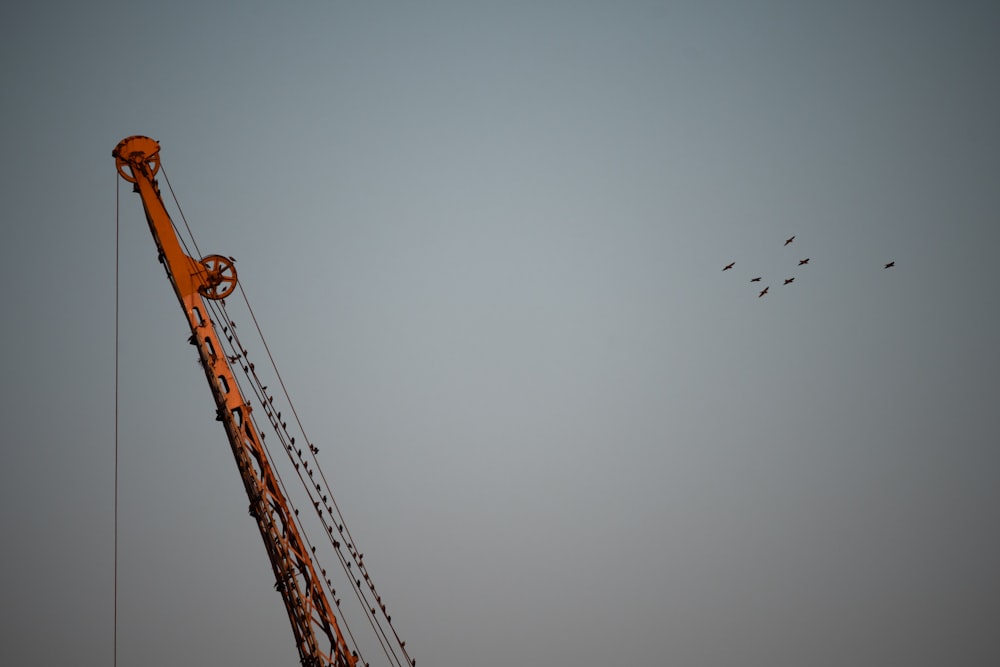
[{"left": 2, "top": 2, "right": 999, "bottom": 666}]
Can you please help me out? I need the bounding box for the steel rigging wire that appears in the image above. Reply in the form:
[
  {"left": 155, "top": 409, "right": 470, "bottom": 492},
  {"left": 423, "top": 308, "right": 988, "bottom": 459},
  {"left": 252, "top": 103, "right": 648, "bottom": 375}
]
[
  {"left": 114, "top": 161, "right": 120, "bottom": 667},
  {"left": 153, "top": 161, "right": 414, "bottom": 667}
]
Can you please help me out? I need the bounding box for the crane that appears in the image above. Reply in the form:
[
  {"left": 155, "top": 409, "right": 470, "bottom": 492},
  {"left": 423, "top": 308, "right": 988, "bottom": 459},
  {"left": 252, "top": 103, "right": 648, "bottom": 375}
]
[{"left": 113, "top": 135, "right": 411, "bottom": 667}]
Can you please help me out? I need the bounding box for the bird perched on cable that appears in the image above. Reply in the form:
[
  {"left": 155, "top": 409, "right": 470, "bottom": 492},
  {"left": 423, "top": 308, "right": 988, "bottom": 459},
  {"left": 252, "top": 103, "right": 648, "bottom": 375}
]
[
  {"left": 884, "top": 261, "right": 895, "bottom": 269},
  {"left": 784, "top": 235, "right": 795, "bottom": 246},
  {"left": 723, "top": 262, "right": 735, "bottom": 271},
  {"left": 783, "top": 277, "right": 794, "bottom": 285},
  {"left": 798, "top": 258, "right": 810, "bottom": 266},
  {"left": 758, "top": 286, "right": 769, "bottom": 298},
  {"left": 750, "top": 276, "right": 762, "bottom": 283}
]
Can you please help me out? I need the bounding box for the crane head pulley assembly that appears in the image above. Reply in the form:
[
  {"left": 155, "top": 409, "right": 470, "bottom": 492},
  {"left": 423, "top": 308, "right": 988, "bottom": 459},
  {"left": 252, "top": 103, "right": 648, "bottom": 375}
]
[{"left": 113, "top": 135, "right": 237, "bottom": 300}]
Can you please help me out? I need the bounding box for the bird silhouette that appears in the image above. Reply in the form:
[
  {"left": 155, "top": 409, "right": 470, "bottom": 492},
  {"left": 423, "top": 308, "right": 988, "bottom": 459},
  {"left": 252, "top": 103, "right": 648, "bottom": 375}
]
[
  {"left": 884, "top": 261, "right": 895, "bottom": 269},
  {"left": 784, "top": 235, "right": 795, "bottom": 246},
  {"left": 758, "top": 286, "right": 769, "bottom": 298},
  {"left": 723, "top": 262, "right": 735, "bottom": 271},
  {"left": 798, "top": 258, "right": 810, "bottom": 266},
  {"left": 750, "top": 276, "right": 762, "bottom": 283},
  {"left": 783, "top": 277, "right": 794, "bottom": 285}
]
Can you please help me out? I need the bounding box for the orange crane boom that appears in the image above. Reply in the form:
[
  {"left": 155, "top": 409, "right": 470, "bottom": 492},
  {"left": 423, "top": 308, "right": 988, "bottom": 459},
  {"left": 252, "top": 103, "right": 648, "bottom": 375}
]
[{"left": 113, "top": 135, "right": 357, "bottom": 667}]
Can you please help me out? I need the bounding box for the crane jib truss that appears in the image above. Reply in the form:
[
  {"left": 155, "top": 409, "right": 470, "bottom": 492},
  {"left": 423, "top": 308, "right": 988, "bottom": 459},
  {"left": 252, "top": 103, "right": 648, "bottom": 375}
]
[{"left": 113, "top": 135, "right": 357, "bottom": 667}]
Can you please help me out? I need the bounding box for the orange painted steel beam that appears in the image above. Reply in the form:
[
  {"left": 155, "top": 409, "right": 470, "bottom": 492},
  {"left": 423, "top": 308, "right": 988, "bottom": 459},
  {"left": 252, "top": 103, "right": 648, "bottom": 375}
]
[{"left": 114, "top": 136, "right": 357, "bottom": 667}]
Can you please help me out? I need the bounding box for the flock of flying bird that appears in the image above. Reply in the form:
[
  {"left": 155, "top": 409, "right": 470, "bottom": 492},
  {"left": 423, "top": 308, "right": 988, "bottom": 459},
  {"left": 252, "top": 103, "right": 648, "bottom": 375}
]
[{"left": 723, "top": 235, "right": 894, "bottom": 298}]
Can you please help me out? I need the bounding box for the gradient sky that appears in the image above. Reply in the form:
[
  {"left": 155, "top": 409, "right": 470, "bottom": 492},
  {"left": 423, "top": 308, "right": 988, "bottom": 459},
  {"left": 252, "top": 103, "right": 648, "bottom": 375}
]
[{"left": 2, "top": 2, "right": 999, "bottom": 666}]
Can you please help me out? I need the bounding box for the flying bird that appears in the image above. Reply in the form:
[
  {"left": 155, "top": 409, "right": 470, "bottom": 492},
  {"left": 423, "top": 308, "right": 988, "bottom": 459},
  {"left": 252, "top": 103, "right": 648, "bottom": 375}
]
[
  {"left": 884, "top": 261, "right": 895, "bottom": 269},
  {"left": 784, "top": 236, "right": 795, "bottom": 246},
  {"left": 798, "top": 258, "right": 810, "bottom": 266},
  {"left": 750, "top": 276, "right": 762, "bottom": 282},
  {"left": 758, "top": 286, "right": 769, "bottom": 298},
  {"left": 723, "top": 262, "right": 735, "bottom": 271},
  {"left": 783, "top": 277, "right": 794, "bottom": 285}
]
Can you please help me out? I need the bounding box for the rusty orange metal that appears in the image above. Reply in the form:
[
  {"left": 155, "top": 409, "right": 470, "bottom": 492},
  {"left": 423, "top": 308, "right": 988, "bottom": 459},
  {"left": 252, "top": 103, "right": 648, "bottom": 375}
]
[{"left": 114, "top": 136, "right": 357, "bottom": 667}]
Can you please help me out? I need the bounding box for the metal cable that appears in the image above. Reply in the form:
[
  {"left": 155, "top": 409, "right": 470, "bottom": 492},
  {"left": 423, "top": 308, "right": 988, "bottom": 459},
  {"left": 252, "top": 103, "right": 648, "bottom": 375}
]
[
  {"left": 113, "top": 165, "right": 120, "bottom": 667},
  {"left": 160, "top": 165, "right": 203, "bottom": 261},
  {"left": 206, "top": 296, "right": 384, "bottom": 666},
  {"left": 229, "top": 286, "right": 409, "bottom": 667},
  {"left": 159, "top": 166, "right": 411, "bottom": 667}
]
